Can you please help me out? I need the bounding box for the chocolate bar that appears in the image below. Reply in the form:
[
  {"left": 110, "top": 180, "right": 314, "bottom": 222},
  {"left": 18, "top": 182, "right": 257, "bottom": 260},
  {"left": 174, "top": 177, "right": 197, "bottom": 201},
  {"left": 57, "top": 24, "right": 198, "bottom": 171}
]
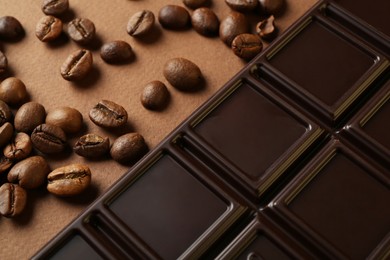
[{"left": 33, "top": 0, "right": 389, "bottom": 259}]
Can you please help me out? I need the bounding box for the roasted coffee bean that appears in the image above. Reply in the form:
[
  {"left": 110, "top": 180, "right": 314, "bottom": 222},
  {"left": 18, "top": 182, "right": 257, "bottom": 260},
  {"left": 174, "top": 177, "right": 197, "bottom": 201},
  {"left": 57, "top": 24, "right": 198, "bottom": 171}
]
[
  {"left": 89, "top": 100, "right": 128, "bottom": 128},
  {"left": 141, "top": 81, "right": 170, "bottom": 110},
  {"left": 60, "top": 49, "right": 93, "bottom": 81},
  {"left": 0, "top": 123, "right": 13, "bottom": 148},
  {"left": 35, "top": 15, "right": 62, "bottom": 42},
  {"left": 0, "top": 16, "right": 24, "bottom": 40},
  {"left": 259, "top": 0, "right": 285, "bottom": 15},
  {"left": 225, "top": 0, "right": 258, "bottom": 12},
  {"left": 183, "top": 0, "right": 208, "bottom": 9},
  {"left": 31, "top": 124, "right": 67, "bottom": 154},
  {"left": 256, "top": 15, "right": 277, "bottom": 40},
  {"left": 0, "top": 77, "right": 28, "bottom": 106},
  {"left": 14, "top": 101, "right": 46, "bottom": 134},
  {"left": 100, "top": 41, "right": 134, "bottom": 64},
  {"left": 163, "top": 58, "right": 203, "bottom": 91},
  {"left": 42, "top": 0, "right": 69, "bottom": 16},
  {"left": 3, "top": 133, "right": 32, "bottom": 161},
  {"left": 158, "top": 5, "right": 190, "bottom": 30},
  {"left": 127, "top": 10, "right": 155, "bottom": 36},
  {"left": 67, "top": 18, "right": 95, "bottom": 45},
  {"left": 0, "top": 50, "right": 7, "bottom": 74},
  {"left": 0, "top": 183, "right": 26, "bottom": 217},
  {"left": 110, "top": 133, "right": 148, "bottom": 164},
  {"left": 191, "top": 8, "right": 219, "bottom": 37},
  {"left": 74, "top": 134, "right": 110, "bottom": 158},
  {"left": 7, "top": 156, "right": 50, "bottom": 189},
  {"left": 45, "top": 106, "right": 83, "bottom": 134},
  {"left": 232, "top": 33, "right": 263, "bottom": 60},
  {"left": 0, "top": 155, "right": 12, "bottom": 174},
  {"left": 219, "top": 12, "right": 249, "bottom": 46},
  {"left": 47, "top": 164, "right": 91, "bottom": 196},
  {"left": 0, "top": 100, "right": 12, "bottom": 125}
]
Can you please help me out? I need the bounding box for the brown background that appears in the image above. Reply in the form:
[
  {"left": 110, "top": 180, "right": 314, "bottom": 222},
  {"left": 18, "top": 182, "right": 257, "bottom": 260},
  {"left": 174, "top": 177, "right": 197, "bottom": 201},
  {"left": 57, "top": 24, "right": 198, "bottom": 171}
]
[{"left": 0, "top": 0, "right": 317, "bottom": 258}]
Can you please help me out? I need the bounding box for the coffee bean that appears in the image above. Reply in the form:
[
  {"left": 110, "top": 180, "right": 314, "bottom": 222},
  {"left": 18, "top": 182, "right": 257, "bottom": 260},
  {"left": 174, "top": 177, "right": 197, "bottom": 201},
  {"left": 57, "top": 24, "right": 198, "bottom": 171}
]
[
  {"left": 14, "top": 101, "right": 46, "bottom": 134},
  {"left": 0, "top": 50, "right": 7, "bottom": 74},
  {"left": 74, "top": 134, "right": 110, "bottom": 158},
  {"left": 7, "top": 156, "right": 50, "bottom": 189},
  {"left": 89, "top": 100, "right": 128, "bottom": 128},
  {"left": 0, "top": 77, "right": 28, "bottom": 106},
  {"left": 256, "top": 15, "right": 277, "bottom": 40},
  {"left": 158, "top": 5, "right": 190, "bottom": 30},
  {"left": 0, "top": 100, "right": 12, "bottom": 125},
  {"left": 183, "top": 0, "right": 208, "bottom": 9},
  {"left": 100, "top": 41, "right": 134, "bottom": 64},
  {"left": 31, "top": 124, "right": 67, "bottom": 154},
  {"left": 191, "top": 8, "right": 219, "bottom": 37},
  {"left": 60, "top": 49, "right": 93, "bottom": 81},
  {"left": 110, "top": 133, "right": 148, "bottom": 164},
  {"left": 45, "top": 106, "right": 83, "bottom": 134},
  {"left": 42, "top": 0, "right": 69, "bottom": 16},
  {"left": 225, "top": 0, "right": 258, "bottom": 12},
  {"left": 163, "top": 58, "right": 203, "bottom": 91},
  {"left": 0, "top": 16, "right": 24, "bottom": 40},
  {"left": 219, "top": 11, "right": 249, "bottom": 46},
  {"left": 0, "top": 183, "right": 27, "bottom": 217},
  {"left": 47, "top": 164, "right": 91, "bottom": 197},
  {"left": 3, "top": 132, "right": 33, "bottom": 161},
  {"left": 231, "top": 33, "right": 263, "bottom": 60},
  {"left": 127, "top": 10, "right": 155, "bottom": 36},
  {"left": 0, "top": 155, "right": 12, "bottom": 174},
  {"left": 67, "top": 18, "right": 95, "bottom": 45},
  {"left": 259, "top": 0, "right": 285, "bottom": 15},
  {"left": 35, "top": 15, "right": 63, "bottom": 42},
  {"left": 141, "top": 81, "right": 170, "bottom": 110},
  {"left": 0, "top": 122, "right": 13, "bottom": 148}
]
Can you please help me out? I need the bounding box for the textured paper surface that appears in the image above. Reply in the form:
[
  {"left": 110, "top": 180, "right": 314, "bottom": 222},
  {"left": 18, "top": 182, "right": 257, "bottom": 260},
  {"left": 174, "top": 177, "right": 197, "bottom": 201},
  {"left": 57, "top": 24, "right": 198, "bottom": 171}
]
[{"left": 0, "top": 0, "right": 317, "bottom": 258}]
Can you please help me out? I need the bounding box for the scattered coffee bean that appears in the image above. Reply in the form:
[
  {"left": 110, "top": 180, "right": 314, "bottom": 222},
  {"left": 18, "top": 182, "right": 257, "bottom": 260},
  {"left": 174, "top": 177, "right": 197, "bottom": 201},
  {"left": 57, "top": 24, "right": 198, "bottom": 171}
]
[
  {"left": 74, "top": 134, "right": 110, "bottom": 158},
  {"left": 110, "top": 133, "right": 148, "bottom": 164},
  {"left": 232, "top": 33, "right": 263, "bottom": 60},
  {"left": 3, "top": 132, "right": 32, "bottom": 161},
  {"left": 0, "top": 50, "right": 7, "bottom": 74},
  {"left": 0, "top": 100, "right": 12, "bottom": 125},
  {"left": 127, "top": 10, "right": 155, "bottom": 36},
  {"left": 31, "top": 124, "right": 67, "bottom": 154},
  {"left": 141, "top": 81, "right": 170, "bottom": 110},
  {"left": 42, "top": 0, "right": 69, "bottom": 16},
  {"left": 183, "top": 0, "right": 208, "bottom": 9},
  {"left": 256, "top": 15, "right": 277, "bottom": 40},
  {"left": 0, "top": 155, "right": 12, "bottom": 174},
  {"left": 163, "top": 58, "right": 203, "bottom": 91},
  {"left": 158, "top": 5, "right": 190, "bottom": 30},
  {"left": 89, "top": 100, "right": 128, "bottom": 128},
  {"left": 7, "top": 156, "right": 50, "bottom": 189},
  {"left": 219, "top": 11, "right": 249, "bottom": 46},
  {"left": 225, "top": 0, "right": 258, "bottom": 12},
  {"left": 60, "top": 49, "right": 93, "bottom": 81},
  {"left": 45, "top": 106, "right": 83, "bottom": 134},
  {"left": 259, "top": 0, "right": 285, "bottom": 15},
  {"left": 67, "top": 18, "right": 96, "bottom": 45},
  {"left": 0, "top": 183, "right": 27, "bottom": 217},
  {"left": 0, "top": 122, "right": 13, "bottom": 148},
  {"left": 14, "top": 101, "right": 46, "bottom": 134},
  {"left": 47, "top": 164, "right": 91, "bottom": 197},
  {"left": 0, "top": 77, "right": 28, "bottom": 106},
  {"left": 100, "top": 41, "right": 134, "bottom": 64},
  {"left": 35, "top": 15, "right": 63, "bottom": 42},
  {"left": 0, "top": 16, "right": 24, "bottom": 40},
  {"left": 191, "top": 8, "right": 220, "bottom": 37}
]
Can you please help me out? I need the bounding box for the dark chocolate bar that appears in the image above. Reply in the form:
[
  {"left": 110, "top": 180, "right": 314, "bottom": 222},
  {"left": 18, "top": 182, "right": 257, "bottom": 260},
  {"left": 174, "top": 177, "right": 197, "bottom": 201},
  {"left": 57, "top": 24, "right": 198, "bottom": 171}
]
[{"left": 33, "top": 0, "right": 390, "bottom": 259}]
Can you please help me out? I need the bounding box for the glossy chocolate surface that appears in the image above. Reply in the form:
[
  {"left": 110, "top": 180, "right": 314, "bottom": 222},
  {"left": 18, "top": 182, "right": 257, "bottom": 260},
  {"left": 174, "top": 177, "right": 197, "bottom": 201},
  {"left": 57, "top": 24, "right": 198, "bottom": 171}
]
[{"left": 49, "top": 235, "right": 103, "bottom": 260}]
